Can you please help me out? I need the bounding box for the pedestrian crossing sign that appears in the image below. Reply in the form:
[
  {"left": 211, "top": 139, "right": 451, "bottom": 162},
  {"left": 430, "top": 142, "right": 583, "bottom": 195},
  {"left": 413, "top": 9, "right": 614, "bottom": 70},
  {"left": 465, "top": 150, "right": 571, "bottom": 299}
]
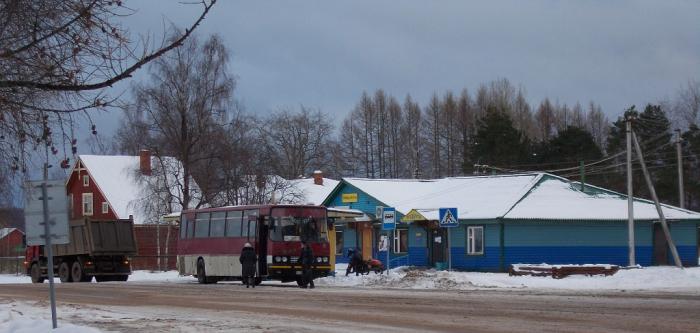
[{"left": 439, "top": 208, "right": 459, "bottom": 228}]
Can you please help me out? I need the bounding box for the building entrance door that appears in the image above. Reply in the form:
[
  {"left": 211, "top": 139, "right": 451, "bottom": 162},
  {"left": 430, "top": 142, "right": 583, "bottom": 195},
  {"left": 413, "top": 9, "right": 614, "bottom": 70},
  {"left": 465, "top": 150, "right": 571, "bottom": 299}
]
[
  {"left": 428, "top": 228, "right": 447, "bottom": 267},
  {"left": 653, "top": 223, "right": 669, "bottom": 265}
]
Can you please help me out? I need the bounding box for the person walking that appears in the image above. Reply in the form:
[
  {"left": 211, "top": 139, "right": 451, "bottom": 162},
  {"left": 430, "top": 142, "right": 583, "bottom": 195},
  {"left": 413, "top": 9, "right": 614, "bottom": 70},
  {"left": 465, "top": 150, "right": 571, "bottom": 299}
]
[
  {"left": 299, "top": 241, "right": 315, "bottom": 289},
  {"left": 239, "top": 243, "right": 257, "bottom": 288}
]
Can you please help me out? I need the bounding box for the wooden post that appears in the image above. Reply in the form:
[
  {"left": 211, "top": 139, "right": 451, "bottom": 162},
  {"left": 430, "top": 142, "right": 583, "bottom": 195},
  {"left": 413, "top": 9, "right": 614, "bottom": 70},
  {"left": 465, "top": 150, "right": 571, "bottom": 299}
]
[
  {"left": 632, "top": 131, "right": 683, "bottom": 268},
  {"left": 626, "top": 117, "right": 635, "bottom": 266}
]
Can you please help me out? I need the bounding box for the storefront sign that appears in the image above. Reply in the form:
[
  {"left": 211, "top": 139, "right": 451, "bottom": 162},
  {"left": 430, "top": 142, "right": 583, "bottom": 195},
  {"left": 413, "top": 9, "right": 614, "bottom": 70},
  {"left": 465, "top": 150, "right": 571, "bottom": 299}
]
[
  {"left": 401, "top": 209, "right": 428, "bottom": 222},
  {"left": 341, "top": 193, "right": 358, "bottom": 203}
]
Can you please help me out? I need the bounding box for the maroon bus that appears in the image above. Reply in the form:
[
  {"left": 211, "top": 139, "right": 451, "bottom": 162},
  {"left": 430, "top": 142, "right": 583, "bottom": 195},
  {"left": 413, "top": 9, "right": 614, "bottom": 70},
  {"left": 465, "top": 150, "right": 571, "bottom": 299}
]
[{"left": 177, "top": 204, "right": 332, "bottom": 285}]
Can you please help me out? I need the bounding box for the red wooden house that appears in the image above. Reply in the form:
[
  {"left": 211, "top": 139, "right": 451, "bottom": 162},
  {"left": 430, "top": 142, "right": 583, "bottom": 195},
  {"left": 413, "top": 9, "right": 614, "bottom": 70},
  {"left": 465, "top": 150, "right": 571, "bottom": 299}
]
[
  {"left": 66, "top": 150, "right": 200, "bottom": 270},
  {"left": 0, "top": 227, "right": 24, "bottom": 257}
]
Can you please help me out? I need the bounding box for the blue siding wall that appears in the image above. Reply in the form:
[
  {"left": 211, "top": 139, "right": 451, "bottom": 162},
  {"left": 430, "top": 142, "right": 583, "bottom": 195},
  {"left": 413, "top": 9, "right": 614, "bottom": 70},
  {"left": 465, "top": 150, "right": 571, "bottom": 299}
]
[
  {"left": 670, "top": 222, "right": 699, "bottom": 266},
  {"left": 450, "top": 223, "right": 502, "bottom": 271}
]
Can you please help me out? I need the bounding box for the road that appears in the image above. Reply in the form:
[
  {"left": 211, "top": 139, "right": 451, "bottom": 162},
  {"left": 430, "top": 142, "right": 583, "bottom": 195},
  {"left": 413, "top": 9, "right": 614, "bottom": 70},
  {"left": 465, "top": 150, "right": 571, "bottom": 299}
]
[{"left": 1, "top": 281, "right": 699, "bottom": 332}]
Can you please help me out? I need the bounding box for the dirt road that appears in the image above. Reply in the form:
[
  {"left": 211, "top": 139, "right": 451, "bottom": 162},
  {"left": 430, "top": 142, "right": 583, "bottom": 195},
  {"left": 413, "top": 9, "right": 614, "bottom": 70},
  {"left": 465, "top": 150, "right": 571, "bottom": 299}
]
[{"left": 1, "top": 282, "right": 699, "bottom": 332}]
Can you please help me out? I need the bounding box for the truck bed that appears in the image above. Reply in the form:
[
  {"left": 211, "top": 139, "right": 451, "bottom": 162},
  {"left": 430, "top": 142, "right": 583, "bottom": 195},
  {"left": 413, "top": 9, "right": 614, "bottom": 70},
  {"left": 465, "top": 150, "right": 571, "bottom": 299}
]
[{"left": 53, "top": 218, "right": 137, "bottom": 256}]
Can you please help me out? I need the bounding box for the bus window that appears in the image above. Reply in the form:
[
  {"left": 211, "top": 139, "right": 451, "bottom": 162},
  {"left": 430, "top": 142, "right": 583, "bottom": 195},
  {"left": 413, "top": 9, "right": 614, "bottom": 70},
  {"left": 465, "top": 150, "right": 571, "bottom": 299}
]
[
  {"left": 210, "top": 211, "right": 226, "bottom": 237},
  {"left": 242, "top": 209, "right": 258, "bottom": 238},
  {"left": 187, "top": 215, "right": 195, "bottom": 238},
  {"left": 225, "top": 210, "right": 242, "bottom": 237},
  {"left": 270, "top": 213, "right": 328, "bottom": 242},
  {"left": 194, "top": 212, "right": 211, "bottom": 238},
  {"left": 180, "top": 215, "right": 189, "bottom": 239},
  {"left": 247, "top": 219, "right": 257, "bottom": 241}
]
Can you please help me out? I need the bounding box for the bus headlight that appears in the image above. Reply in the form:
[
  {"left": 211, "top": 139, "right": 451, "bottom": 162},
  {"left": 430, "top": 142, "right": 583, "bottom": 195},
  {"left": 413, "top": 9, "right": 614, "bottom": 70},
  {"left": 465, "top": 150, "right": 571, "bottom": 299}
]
[
  {"left": 274, "top": 256, "right": 282, "bottom": 263},
  {"left": 316, "top": 257, "right": 322, "bottom": 263},
  {"left": 322, "top": 257, "right": 329, "bottom": 263},
  {"left": 282, "top": 257, "right": 288, "bottom": 263}
]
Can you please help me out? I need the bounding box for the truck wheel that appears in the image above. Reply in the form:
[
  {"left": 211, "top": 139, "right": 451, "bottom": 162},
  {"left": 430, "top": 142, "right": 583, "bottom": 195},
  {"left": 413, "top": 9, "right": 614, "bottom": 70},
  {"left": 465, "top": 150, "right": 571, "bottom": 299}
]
[
  {"left": 58, "top": 262, "right": 73, "bottom": 283},
  {"left": 30, "top": 263, "right": 45, "bottom": 284},
  {"left": 71, "top": 261, "right": 91, "bottom": 282}
]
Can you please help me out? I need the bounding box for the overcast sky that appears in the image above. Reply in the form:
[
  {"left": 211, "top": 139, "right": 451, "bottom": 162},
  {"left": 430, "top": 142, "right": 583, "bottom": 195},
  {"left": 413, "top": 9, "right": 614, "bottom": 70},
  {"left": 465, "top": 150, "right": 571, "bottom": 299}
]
[{"left": 91, "top": 0, "right": 700, "bottom": 140}]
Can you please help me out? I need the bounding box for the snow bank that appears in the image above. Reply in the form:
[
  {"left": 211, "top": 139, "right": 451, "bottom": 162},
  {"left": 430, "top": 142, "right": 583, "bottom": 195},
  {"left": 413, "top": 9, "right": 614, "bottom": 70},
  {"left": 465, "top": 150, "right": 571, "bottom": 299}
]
[
  {"left": 0, "top": 301, "right": 101, "bottom": 333},
  {"left": 318, "top": 265, "right": 700, "bottom": 291}
]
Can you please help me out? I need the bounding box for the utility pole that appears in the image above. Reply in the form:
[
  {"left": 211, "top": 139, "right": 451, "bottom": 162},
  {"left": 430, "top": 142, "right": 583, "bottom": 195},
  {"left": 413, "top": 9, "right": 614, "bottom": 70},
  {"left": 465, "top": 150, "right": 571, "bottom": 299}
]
[
  {"left": 626, "top": 116, "right": 635, "bottom": 266},
  {"left": 632, "top": 131, "right": 683, "bottom": 268},
  {"left": 579, "top": 160, "right": 585, "bottom": 192},
  {"left": 676, "top": 129, "right": 685, "bottom": 209}
]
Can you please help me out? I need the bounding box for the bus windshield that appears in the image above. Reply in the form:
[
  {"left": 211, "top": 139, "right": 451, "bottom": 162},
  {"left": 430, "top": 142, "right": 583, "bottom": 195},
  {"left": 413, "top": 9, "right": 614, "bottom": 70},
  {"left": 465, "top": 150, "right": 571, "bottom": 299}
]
[{"left": 270, "top": 207, "right": 328, "bottom": 242}]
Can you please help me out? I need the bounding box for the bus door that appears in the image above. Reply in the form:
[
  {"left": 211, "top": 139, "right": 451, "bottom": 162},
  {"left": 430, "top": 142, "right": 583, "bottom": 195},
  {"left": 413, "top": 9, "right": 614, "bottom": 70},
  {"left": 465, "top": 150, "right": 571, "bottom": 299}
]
[{"left": 256, "top": 216, "right": 269, "bottom": 277}]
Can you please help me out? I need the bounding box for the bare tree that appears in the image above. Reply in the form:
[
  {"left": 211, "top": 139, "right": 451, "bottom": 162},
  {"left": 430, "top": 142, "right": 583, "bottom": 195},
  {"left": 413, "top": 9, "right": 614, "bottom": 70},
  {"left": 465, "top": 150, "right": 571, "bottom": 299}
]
[
  {"left": 0, "top": 1, "right": 217, "bottom": 172},
  {"left": 673, "top": 79, "right": 700, "bottom": 127},
  {"left": 260, "top": 106, "right": 333, "bottom": 179},
  {"left": 118, "top": 34, "right": 234, "bottom": 211}
]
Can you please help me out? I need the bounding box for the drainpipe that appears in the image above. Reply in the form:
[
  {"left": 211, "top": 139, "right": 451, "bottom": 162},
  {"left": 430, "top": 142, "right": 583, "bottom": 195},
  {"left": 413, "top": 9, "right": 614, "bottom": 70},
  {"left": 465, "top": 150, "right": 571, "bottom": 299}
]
[{"left": 499, "top": 218, "right": 505, "bottom": 273}]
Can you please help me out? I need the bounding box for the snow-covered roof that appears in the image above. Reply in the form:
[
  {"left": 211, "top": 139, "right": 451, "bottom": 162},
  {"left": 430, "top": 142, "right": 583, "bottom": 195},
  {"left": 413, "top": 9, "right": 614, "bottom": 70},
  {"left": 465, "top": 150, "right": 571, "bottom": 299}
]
[
  {"left": 339, "top": 173, "right": 700, "bottom": 221},
  {"left": 0, "top": 227, "right": 21, "bottom": 239},
  {"left": 288, "top": 177, "right": 340, "bottom": 205},
  {"left": 78, "top": 155, "right": 199, "bottom": 225},
  {"left": 504, "top": 176, "right": 700, "bottom": 221},
  {"left": 343, "top": 174, "right": 540, "bottom": 219}
]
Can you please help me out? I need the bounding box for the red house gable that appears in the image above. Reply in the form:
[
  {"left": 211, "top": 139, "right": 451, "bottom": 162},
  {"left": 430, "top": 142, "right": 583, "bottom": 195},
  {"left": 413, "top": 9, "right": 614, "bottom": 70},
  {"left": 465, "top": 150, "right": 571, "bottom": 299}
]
[{"left": 66, "top": 159, "right": 117, "bottom": 220}]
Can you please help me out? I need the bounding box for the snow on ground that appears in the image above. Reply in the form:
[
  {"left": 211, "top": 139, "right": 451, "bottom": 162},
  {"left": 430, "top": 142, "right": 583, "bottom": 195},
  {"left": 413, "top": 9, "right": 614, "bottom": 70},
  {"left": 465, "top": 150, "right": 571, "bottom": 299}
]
[
  {"left": 2, "top": 265, "right": 700, "bottom": 292},
  {"left": 318, "top": 264, "right": 700, "bottom": 291},
  {"left": 0, "top": 270, "right": 194, "bottom": 285},
  {"left": 0, "top": 300, "right": 101, "bottom": 333}
]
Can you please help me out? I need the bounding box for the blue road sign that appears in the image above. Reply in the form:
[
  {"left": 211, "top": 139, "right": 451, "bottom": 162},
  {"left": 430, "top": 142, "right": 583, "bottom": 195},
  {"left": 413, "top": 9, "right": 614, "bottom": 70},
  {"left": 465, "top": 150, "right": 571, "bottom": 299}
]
[
  {"left": 439, "top": 208, "right": 459, "bottom": 228},
  {"left": 381, "top": 207, "right": 396, "bottom": 231}
]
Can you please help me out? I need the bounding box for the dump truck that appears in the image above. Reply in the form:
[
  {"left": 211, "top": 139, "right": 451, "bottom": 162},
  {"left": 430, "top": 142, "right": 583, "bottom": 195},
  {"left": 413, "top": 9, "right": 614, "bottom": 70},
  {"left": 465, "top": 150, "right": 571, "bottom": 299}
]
[{"left": 25, "top": 218, "right": 137, "bottom": 283}]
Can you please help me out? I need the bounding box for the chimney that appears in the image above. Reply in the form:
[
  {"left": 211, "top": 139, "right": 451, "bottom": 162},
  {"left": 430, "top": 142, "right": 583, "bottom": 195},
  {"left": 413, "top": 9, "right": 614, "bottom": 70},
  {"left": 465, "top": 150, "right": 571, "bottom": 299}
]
[
  {"left": 139, "top": 149, "right": 152, "bottom": 176},
  {"left": 312, "top": 170, "right": 323, "bottom": 186}
]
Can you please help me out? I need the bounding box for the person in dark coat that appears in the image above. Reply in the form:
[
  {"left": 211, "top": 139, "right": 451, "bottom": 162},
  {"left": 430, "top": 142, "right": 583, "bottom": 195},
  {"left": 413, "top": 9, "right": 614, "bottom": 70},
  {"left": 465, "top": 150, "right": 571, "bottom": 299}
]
[
  {"left": 239, "top": 242, "right": 257, "bottom": 288},
  {"left": 346, "top": 248, "right": 363, "bottom": 276},
  {"left": 299, "top": 241, "right": 315, "bottom": 289}
]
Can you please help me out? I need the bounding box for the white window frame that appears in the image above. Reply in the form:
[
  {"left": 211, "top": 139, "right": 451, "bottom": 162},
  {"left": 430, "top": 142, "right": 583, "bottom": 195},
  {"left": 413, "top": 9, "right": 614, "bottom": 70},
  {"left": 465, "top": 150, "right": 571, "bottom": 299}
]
[
  {"left": 467, "top": 226, "right": 484, "bottom": 255},
  {"left": 101, "top": 202, "right": 109, "bottom": 214},
  {"left": 82, "top": 193, "right": 93, "bottom": 216},
  {"left": 82, "top": 175, "right": 89, "bottom": 187},
  {"left": 393, "top": 228, "right": 408, "bottom": 253}
]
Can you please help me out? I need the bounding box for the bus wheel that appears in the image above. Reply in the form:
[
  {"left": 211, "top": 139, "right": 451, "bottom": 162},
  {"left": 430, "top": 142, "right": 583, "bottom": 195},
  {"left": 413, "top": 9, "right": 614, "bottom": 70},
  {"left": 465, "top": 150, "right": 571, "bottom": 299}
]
[
  {"left": 58, "top": 262, "right": 73, "bottom": 283},
  {"left": 255, "top": 277, "right": 262, "bottom": 286},
  {"left": 30, "top": 263, "right": 45, "bottom": 283},
  {"left": 296, "top": 278, "right": 305, "bottom": 287}
]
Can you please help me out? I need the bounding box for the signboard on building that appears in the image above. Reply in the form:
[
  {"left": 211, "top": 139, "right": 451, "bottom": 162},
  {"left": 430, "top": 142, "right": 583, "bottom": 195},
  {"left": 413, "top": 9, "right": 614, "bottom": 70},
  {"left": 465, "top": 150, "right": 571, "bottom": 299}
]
[
  {"left": 381, "top": 207, "right": 396, "bottom": 231},
  {"left": 439, "top": 208, "right": 459, "bottom": 228},
  {"left": 24, "top": 180, "right": 70, "bottom": 246},
  {"left": 341, "top": 193, "right": 358, "bottom": 203},
  {"left": 401, "top": 209, "right": 428, "bottom": 223}
]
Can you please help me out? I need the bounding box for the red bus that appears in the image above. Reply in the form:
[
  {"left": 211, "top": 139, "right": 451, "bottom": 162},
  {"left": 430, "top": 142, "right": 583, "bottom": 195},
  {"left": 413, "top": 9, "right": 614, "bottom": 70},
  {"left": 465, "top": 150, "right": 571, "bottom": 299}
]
[{"left": 177, "top": 204, "right": 332, "bottom": 285}]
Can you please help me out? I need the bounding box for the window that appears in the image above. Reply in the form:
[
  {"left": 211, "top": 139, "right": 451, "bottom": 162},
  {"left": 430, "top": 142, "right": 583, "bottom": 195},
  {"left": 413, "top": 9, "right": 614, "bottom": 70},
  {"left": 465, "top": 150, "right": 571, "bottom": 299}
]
[
  {"left": 209, "top": 211, "right": 226, "bottom": 237},
  {"left": 393, "top": 229, "right": 408, "bottom": 253},
  {"left": 241, "top": 209, "right": 258, "bottom": 238},
  {"left": 225, "top": 210, "right": 243, "bottom": 237},
  {"left": 82, "top": 193, "right": 93, "bottom": 216},
  {"left": 467, "top": 226, "right": 484, "bottom": 255},
  {"left": 180, "top": 215, "right": 189, "bottom": 239},
  {"left": 187, "top": 215, "right": 195, "bottom": 239},
  {"left": 82, "top": 175, "right": 89, "bottom": 187},
  {"left": 335, "top": 230, "right": 344, "bottom": 255},
  {"left": 194, "top": 213, "right": 211, "bottom": 238},
  {"left": 101, "top": 202, "right": 109, "bottom": 214}
]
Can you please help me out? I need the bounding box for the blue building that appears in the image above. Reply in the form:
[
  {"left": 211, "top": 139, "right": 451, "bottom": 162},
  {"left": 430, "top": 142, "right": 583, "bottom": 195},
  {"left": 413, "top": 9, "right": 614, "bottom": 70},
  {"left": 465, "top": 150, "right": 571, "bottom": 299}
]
[{"left": 323, "top": 173, "right": 700, "bottom": 271}]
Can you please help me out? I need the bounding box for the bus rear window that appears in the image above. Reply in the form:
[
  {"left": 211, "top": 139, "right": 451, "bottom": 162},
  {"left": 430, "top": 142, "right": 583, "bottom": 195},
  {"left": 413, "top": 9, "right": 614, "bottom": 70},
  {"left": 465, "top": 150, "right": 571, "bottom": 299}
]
[{"left": 194, "top": 212, "right": 210, "bottom": 238}]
